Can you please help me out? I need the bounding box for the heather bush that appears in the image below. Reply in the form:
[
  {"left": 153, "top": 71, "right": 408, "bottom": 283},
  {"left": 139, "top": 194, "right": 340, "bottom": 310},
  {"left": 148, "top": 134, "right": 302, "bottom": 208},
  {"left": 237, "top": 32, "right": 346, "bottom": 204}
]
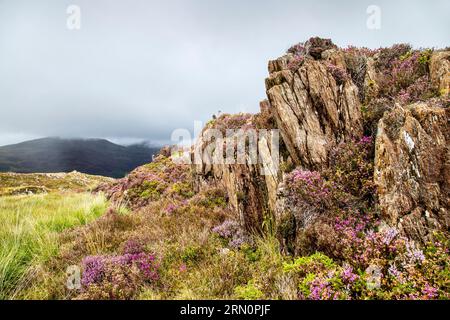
[
  {"left": 212, "top": 219, "right": 252, "bottom": 249},
  {"left": 282, "top": 169, "right": 346, "bottom": 245},
  {"left": 343, "top": 46, "right": 380, "bottom": 58},
  {"left": 375, "top": 46, "right": 437, "bottom": 104},
  {"left": 283, "top": 223, "right": 450, "bottom": 300},
  {"left": 103, "top": 155, "right": 193, "bottom": 209},
  {"left": 206, "top": 113, "right": 254, "bottom": 134},
  {"left": 283, "top": 252, "right": 359, "bottom": 300},
  {"left": 326, "top": 63, "right": 349, "bottom": 85},
  {"left": 375, "top": 43, "right": 412, "bottom": 71},
  {"left": 78, "top": 251, "right": 159, "bottom": 300},
  {"left": 285, "top": 170, "right": 333, "bottom": 209}
]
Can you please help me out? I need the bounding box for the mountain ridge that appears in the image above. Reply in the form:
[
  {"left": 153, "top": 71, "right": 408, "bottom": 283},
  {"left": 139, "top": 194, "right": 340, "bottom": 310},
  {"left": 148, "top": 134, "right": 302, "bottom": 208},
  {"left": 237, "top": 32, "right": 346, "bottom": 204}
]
[{"left": 0, "top": 137, "right": 161, "bottom": 178}]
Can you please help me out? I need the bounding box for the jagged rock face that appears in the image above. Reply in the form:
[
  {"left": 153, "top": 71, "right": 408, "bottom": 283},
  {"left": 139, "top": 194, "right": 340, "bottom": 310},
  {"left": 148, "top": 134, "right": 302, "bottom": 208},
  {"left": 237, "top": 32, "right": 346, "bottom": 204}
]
[
  {"left": 191, "top": 41, "right": 449, "bottom": 246},
  {"left": 192, "top": 116, "right": 280, "bottom": 232},
  {"left": 265, "top": 53, "right": 363, "bottom": 169},
  {"left": 374, "top": 102, "right": 450, "bottom": 242}
]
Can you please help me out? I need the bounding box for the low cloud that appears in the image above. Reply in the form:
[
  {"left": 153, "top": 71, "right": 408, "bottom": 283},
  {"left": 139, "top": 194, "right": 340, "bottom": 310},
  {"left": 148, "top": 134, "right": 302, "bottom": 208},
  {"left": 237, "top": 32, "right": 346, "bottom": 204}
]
[{"left": 0, "top": 0, "right": 448, "bottom": 146}]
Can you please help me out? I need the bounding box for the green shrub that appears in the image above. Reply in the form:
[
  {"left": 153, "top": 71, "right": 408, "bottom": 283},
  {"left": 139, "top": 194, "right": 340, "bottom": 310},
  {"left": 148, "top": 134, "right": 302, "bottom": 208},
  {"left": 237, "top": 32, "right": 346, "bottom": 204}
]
[{"left": 234, "top": 280, "right": 264, "bottom": 300}]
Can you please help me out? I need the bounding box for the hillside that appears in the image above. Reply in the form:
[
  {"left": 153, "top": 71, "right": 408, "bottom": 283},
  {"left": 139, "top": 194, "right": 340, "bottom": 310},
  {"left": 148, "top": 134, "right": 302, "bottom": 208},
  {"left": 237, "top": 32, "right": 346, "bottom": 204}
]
[
  {"left": 1, "top": 38, "right": 449, "bottom": 300},
  {"left": 0, "top": 137, "right": 160, "bottom": 178}
]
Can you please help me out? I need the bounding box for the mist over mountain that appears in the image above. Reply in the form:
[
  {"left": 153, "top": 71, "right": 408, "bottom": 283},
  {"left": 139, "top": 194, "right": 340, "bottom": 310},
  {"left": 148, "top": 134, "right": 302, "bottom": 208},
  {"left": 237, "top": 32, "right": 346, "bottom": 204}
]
[{"left": 0, "top": 137, "right": 160, "bottom": 178}]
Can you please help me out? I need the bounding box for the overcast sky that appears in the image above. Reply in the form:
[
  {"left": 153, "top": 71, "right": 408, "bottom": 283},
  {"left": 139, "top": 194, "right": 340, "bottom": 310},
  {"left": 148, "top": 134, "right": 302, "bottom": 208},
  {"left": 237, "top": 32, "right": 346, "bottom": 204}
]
[{"left": 0, "top": 0, "right": 448, "bottom": 146}]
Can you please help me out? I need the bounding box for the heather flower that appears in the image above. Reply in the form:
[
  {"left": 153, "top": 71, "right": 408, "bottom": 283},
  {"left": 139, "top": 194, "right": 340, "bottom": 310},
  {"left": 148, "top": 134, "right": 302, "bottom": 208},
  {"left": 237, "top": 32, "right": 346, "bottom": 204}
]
[
  {"left": 127, "top": 252, "right": 159, "bottom": 281},
  {"left": 398, "top": 90, "right": 411, "bottom": 104},
  {"left": 286, "top": 170, "right": 333, "bottom": 210},
  {"left": 422, "top": 283, "right": 438, "bottom": 299},
  {"left": 326, "top": 137, "right": 374, "bottom": 200},
  {"left": 81, "top": 256, "right": 105, "bottom": 286},
  {"left": 81, "top": 251, "right": 159, "bottom": 292},
  {"left": 405, "top": 241, "right": 425, "bottom": 265},
  {"left": 208, "top": 113, "right": 254, "bottom": 134},
  {"left": 212, "top": 220, "right": 240, "bottom": 239},
  {"left": 388, "top": 264, "right": 399, "bottom": 277},
  {"left": 358, "top": 136, "right": 372, "bottom": 145},
  {"left": 341, "top": 264, "right": 358, "bottom": 283},
  {"left": 165, "top": 203, "right": 177, "bottom": 214},
  {"left": 326, "top": 63, "right": 349, "bottom": 85},
  {"left": 309, "top": 279, "right": 333, "bottom": 300},
  {"left": 212, "top": 220, "right": 250, "bottom": 249},
  {"left": 229, "top": 231, "right": 249, "bottom": 249},
  {"left": 179, "top": 263, "right": 187, "bottom": 273},
  {"left": 343, "top": 45, "right": 380, "bottom": 57},
  {"left": 122, "top": 239, "right": 144, "bottom": 255},
  {"left": 382, "top": 227, "right": 399, "bottom": 245}
]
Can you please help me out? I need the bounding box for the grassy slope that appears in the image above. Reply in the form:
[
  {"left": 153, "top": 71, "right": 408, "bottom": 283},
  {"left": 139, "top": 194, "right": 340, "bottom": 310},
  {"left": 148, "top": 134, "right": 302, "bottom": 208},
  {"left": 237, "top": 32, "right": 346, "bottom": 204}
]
[
  {"left": 0, "top": 193, "right": 108, "bottom": 299},
  {"left": 0, "top": 171, "right": 111, "bottom": 299}
]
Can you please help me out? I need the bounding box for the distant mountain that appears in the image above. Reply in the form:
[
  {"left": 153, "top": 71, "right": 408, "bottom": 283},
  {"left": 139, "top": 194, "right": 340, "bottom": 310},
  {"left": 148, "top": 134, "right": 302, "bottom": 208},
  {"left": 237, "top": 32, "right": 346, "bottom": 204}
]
[{"left": 0, "top": 137, "right": 161, "bottom": 178}]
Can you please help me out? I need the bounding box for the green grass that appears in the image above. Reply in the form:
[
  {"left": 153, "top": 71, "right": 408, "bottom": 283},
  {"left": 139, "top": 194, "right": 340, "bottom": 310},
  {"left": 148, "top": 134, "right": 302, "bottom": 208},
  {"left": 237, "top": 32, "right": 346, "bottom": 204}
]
[{"left": 0, "top": 192, "right": 107, "bottom": 299}]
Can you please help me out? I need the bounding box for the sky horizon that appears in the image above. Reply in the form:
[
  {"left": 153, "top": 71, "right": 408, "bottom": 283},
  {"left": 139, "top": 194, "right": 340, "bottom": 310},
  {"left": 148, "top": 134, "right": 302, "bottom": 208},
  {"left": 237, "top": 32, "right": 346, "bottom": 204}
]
[{"left": 1, "top": 0, "right": 449, "bottom": 147}]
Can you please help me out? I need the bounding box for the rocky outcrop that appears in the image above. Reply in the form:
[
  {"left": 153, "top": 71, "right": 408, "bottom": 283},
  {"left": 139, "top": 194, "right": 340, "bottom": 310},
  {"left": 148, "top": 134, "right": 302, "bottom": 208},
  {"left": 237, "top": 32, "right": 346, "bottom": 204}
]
[
  {"left": 265, "top": 50, "right": 363, "bottom": 170},
  {"left": 374, "top": 102, "right": 450, "bottom": 242},
  {"left": 192, "top": 108, "right": 281, "bottom": 232},
  {"left": 191, "top": 39, "right": 449, "bottom": 245}
]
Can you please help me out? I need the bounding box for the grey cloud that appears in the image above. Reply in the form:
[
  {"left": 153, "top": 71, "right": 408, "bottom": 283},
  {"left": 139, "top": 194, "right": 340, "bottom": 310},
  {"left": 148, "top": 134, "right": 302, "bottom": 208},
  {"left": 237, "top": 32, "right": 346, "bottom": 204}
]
[{"left": 0, "top": 0, "right": 449, "bottom": 146}]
